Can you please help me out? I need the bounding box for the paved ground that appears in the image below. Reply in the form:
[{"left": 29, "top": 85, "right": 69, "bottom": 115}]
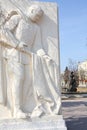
[
  {"left": 62, "top": 97, "right": 87, "bottom": 130},
  {"left": 62, "top": 93, "right": 87, "bottom": 99}
]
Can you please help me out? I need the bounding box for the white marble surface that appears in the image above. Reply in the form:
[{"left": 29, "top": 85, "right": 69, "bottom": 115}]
[
  {"left": 0, "top": 0, "right": 61, "bottom": 119},
  {"left": 0, "top": 115, "right": 67, "bottom": 130},
  {"left": 0, "top": 0, "right": 67, "bottom": 129}
]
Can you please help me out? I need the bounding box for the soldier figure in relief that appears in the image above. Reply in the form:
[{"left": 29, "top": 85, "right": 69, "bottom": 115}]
[{"left": 1, "top": 5, "right": 61, "bottom": 118}]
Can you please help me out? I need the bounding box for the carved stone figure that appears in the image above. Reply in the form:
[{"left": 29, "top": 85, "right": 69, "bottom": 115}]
[{"left": 0, "top": 4, "right": 61, "bottom": 119}]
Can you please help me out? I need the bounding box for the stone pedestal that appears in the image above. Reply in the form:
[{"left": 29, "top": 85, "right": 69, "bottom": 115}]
[{"left": 0, "top": 115, "right": 67, "bottom": 130}]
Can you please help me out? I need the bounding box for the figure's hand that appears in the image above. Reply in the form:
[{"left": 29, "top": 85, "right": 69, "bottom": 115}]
[
  {"left": 18, "top": 42, "right": 28, "bottom": 50},
  {"left": 37, "top": 49, "right": 46, "bottom": 56},
  {"left": 43, "top": 55, "right": 53, "bottom": 62}
]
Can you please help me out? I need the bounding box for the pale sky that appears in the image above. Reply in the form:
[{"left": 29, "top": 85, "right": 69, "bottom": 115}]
[{"left": 39, "top": 0, "right": 87, "bottom": 72}]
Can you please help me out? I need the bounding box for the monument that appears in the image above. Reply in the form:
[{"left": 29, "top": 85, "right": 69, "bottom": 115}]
[{"left": 0, "top": 0, "right": 67, "bottom": 129}]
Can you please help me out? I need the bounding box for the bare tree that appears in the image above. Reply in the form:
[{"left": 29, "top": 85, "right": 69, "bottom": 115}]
[
  {"left": 64, "top": 66, "right": 70, "bottom": 85},
  {"left": 79, "top": 69, "right": 85, "bottom": 83},
  {"left": 68, "top": 58, "right": 78, "bottom": 71},
  {"left": 68, "top": 59, "right": 79, "bottom": 88}
]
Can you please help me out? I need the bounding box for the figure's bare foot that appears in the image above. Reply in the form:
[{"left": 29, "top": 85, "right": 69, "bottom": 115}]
[
  {"left": 31, "top": 107, "right": 43, "bottom": 118},
  {"left": 13, "top": 109, "right": 27, "bottom": 119}
]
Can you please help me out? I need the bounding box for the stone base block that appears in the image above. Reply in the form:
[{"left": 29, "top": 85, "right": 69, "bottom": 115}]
[{"left": 0, "top": 115, "right": 67, "bottom": 130}]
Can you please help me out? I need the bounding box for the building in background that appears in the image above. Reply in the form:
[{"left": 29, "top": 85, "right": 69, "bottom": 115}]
[{"left": 78, "top": 60, "right": 87, "bottom": 87}]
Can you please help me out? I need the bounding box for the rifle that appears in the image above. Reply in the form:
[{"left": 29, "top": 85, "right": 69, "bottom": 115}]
[{"left": 0, "top": 40, "right": 31, "bottom": 56}]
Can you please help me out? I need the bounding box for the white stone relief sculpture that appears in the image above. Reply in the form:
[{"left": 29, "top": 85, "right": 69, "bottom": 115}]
[
  {"left": 0, "top": 6, "right": 7, "bottom": 106},
  {"left": 0, "top": 1, "right": 61, "bottom": 119}
]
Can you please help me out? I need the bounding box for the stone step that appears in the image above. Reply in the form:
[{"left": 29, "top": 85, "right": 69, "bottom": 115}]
[{"left": 0, "top": 115, "right": 67, "bottom": 130}]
